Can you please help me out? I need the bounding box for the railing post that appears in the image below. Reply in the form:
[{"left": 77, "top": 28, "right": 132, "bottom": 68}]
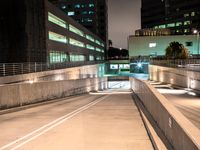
[
  {"left": 41, "top": 63, "right": 42, "bottom": 72},
  {"left": 3, "top": 64, "right": 5, "bottom": 76},
  {"left": 35, "top": 62, "right": 37, "bottom": 72},
  {"left": 21, "top": 63, "right": 23, "bottom": 74},
  {"left": 13, "top": 64, "right": 15, "bottom": 75},
  {"left": 29, "top": 63, "right": 30, "bottom": 73}
]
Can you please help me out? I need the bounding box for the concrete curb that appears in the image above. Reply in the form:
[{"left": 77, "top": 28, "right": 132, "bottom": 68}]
[
  {"left": 140, "top": 110, "right": 167, "bottom": 150},
  {"left": 132, "top": 93, "right": 171, "bottom": 150}
]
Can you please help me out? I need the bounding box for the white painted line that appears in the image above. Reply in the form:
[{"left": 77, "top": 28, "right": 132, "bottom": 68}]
[{"left": 0, "top": 95, "right": 109, "bottom": 150}]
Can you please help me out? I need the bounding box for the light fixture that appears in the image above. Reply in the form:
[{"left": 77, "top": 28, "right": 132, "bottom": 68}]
[{"left": 137, "top": 62, "right": 142, "bottom": 68}]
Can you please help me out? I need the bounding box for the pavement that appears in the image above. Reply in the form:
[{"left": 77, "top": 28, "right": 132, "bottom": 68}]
[
  {"left": 149, "top": 81, "right": 200, "bottom": 130},
  {"left": 0, "top": 82, "right": 153, "bottom": 150}
]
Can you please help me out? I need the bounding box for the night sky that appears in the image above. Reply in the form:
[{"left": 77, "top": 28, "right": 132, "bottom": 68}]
[{"left": 108, "top": 0, "right": 141, "bottom": 49}]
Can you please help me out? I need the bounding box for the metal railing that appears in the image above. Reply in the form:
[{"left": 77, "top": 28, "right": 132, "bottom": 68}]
[
  {"left": 150, "top": 59, "right": 200, "bottom": 72},
  {"left": 0, "top": 61, "right": 104, "bottom": 77}
]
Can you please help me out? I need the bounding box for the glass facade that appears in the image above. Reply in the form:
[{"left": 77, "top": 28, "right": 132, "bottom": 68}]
[
  {"left": 69, "top": 24, "right": 84, "bottom": 37},
  {"left": 86, "top": 34, "right": 95, "bottom": 42},
  {"left": 167, "top": 23, "right": 175, "bottom": 28},
  {"left": 96, "top": 56, "right": 102, "bottom": 60},
  {"left": 70, "top": 54, "right": 85, "bottom": 61},
  {"left": 49, "top": 31, "right": 67, "bottom": 43},
  {"left": 48, "top": 12, "right": 67, "bottom": 28},
  {"left": 95, "top": 40, "right": 101, "bottom": 45},
  {"left": 89, "top": 55, "right": 94, "bottom": 61},
  {"left": 86, "top": 44, "right": 95, "bottom": 50},
  {"left": 101, "top": 43, "right": 105, "bottom": 47},
  {"left": 49, "top": 51, "right": 68, "bottom": 63},
  {"left": 68, "top": 11, "right": 75, "bottom": 16},
  {"left": 96, "top": 47, "right": 104, "bottom": 52},
  {"left": 47, "top": 10, "right": 105, "bottom": 64},
  {"left": 69, "top": 38, "right": 85, "bottom": 47},
  {"left": 89, "top": 3, "right": 95, "bottom": 7}
]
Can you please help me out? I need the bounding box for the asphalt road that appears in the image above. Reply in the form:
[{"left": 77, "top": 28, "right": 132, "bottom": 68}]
[
  {"left": 0, "top": 82, "right": 153, "bottom": 150},
  {"left": 150, "top": 81, "right": 200, "bottom": 130}
]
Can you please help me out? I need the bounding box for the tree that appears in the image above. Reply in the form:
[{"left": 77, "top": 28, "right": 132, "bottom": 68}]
[
  {"left": 121, "top": 49, "right": 129, "bottom": 58},
  {"left": 165, "top": 41, "right": 189, "bottom": 59},
  {"left": 108, "top": 47, "right": 120, "bottom": 59},
  {"left": 109, "top": 39, "right": 113, "bottom": 47}
]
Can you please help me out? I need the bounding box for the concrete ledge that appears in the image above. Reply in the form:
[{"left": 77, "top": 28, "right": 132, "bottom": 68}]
[
  {"left": 131, "top": 77, "right": 200, "bottom": 150},
  {"left": 149, "top": 65, "right": 200, "bottom": 92},
  {"left": 0, "top": 77, "right": 107, "bottom": 109},
  {"left": 0, "top": 94, "right": 85, "bottom": 115},
  {"left": 0, "top": 64, "right": 101, "bottom": 84},
  {"left": 132, "top": 93, "right": 169, "bottom": 150}
]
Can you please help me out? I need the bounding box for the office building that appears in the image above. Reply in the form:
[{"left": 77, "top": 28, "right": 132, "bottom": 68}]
[
  {"left": 0, "top": 0, "right": 105, "bottom": 64},
  {"left": 128, "top": 35, "right": 198, "bottom": 57},
  {"left": 49, "top": 0, "right": 108, "bottom": 47},
  {"left": 141, "top": 0, "right": 200, "bottom": 35}
]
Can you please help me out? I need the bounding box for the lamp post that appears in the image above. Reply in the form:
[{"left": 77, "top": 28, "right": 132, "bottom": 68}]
[{"left": 193, "top": 29, "right": 199, "bottom": 56}]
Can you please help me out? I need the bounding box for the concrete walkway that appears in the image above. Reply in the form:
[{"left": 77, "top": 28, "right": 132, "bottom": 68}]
[{"left": 0, "top": 89, "right": 153, "bottom": 150}]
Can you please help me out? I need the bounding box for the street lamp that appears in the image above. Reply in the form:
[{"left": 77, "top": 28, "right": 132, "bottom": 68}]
[{"left": 193, "top": 29, "right": 199, "bottom": 55}]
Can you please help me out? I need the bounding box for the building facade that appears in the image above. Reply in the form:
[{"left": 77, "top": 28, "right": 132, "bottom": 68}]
[
  {"left": 0, "top": 0, "right": 105, "bottom": 64},
  {"left": 128, "top": 35, "right": 198, "bottom": 57},
  {"left": 141, "top": 0, "right": 200, "bottom": 35},
  {"left": 49, "top": 0, "right": 108, "bottom": 46}
]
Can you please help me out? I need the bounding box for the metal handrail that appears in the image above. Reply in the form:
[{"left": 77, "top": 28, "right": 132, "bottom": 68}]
[
  {"left": 150, "top": 59, "right": 200, "bottom": 72},
  {"left": 0, "top": 61, "right": 105, "bottom": 77}
]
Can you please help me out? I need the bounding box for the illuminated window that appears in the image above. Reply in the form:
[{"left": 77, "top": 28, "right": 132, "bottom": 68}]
[
  {"left": 89, "top": 11, "right": 94, "bottom": 14},
  {"left": 96, "top": 47, "right": 101, "bottom": 52},
  {"left": 176, "top": 22, "right": 182, "bottom": 26},
  {"left": 61, "top": 5, "right": 66, "bottom": 9},
  {"left": 69, "top": 38, "right": 85, "bottom": 47},
  {"left": 89, "top": 3, "right": 95, "bottom": 7},
  {"left": 84, "top": 18, "right": 93, "bottom": 22},
  {"left": 184, "top": 13, "right": 190, "bottom": 17},
  {"left": 119, "top": 64, "right": 130, "bottom": 69},
  {"left": 158, "top": 24, "right": 166, "bottom": 28},
  {"left": 70, "top": 54, "right": 85, "bottom": 61},
  {"left": 184, "top": 21, "right": 191, "bottom": 25},
  {"left": 167, "top": 23, "right": 175, "bottom": 28},
  {"left": 101, "top": 43, "right": 105, "bottom": 47},
  {"left": 86, "top": 34, "right": 95, "bottom": 42},
  {"left": 69, "top": 24, "right": 84, "bottom": 37},
  {"left": 89, "top": 55, "right": 94, "bottom": 61},
  {"left": 95, "top": 40, "right": 101, "bottom": 45},
  {"left": 96, "top": 56, "right": 102, "bottom": 60},
  {"left": 191, "top": 12, "right": 195, "bottom": 16},
  {"left": 49, "top": 51, "right": 68, "bottom": 63},
  {"left": 74, "top": 4, "right": 81, "bottom": 8},
  {"left": 86, "top": 44, "right": 95, "bottom": 50},
  {"left": 81, "top": 11, "right": 88, "bottom": 15},
  {"left": 81, "top": 4, "right": 87, "bottom": 8},
  {"left": 49, "top": 31, "right": 67, "bottom": 43},
  {"left": 184, "top": 29, "right": 189, "bottom": 33},
  {"left": 149, "top": 43, "right": 157, "bottom": 48},
  {"left": 110, "top": 64, "right": 118, "bottom": 69},
  {"left": 154, "top": 26, "right": 158, "bottom": 29},
  {"left": 68, "top": 11, "right": 75, "bottom": 16},
  {"left": 48, "top": 12, "right": 67, "bottom": 28}
]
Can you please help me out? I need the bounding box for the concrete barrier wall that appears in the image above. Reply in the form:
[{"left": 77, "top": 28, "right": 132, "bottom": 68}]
[
  {"left": 149, "top": 65, "right": 200, "bottom": 91},
  {"left": 0, "top": 64, "right": 101, "bottom": 84},
  {"left": 0, "top": 77, "right": 107, "bottom": 109},
  {"left": 131, "top": 77, "right": 200, "bottom": 150}
]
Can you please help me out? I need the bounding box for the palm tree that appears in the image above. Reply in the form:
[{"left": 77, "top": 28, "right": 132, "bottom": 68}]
[{"left": 165, "top": 41, "right": 189, "bottom": 59}]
